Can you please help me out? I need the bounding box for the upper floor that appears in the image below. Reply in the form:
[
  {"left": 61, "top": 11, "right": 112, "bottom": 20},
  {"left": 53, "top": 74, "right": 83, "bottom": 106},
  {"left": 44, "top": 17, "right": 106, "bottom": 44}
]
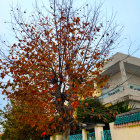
[{"left": 99, "top": 52, "right": 140, "bottom": 108}]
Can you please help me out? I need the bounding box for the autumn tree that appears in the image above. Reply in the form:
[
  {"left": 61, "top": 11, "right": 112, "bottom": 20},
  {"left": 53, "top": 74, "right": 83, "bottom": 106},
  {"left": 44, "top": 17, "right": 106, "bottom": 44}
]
[
  {"left": 0, "top": 101, "right": 42, "bottom": 140},
  {"left": 0, "top": 0, "right": 121, "bottom": 139}
]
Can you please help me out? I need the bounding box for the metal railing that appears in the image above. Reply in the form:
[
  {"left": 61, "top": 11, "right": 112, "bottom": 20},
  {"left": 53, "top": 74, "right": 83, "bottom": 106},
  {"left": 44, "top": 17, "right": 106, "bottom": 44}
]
[
  {"left": 101, "top": 130, "right": 112, "bottom": 140},
  {"left": 87, "top": 132, "right": 95, "bottom": 140},
  {"left": 70, "top": 134, "right": 82, "bottom": 140}
]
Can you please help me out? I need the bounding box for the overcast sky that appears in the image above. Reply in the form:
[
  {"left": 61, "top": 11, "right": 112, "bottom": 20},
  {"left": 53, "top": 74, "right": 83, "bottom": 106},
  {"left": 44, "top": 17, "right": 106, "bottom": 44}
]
[
  {"left": 0, "top": 0, "right": 140, "bottom": 109},
  {"left": 0, "top": 0, "right": 140, "bottom": 56}
]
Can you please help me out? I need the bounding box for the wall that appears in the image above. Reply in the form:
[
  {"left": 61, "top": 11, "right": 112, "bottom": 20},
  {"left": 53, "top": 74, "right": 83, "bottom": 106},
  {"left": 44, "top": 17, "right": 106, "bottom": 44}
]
[
  {"left": 101, "top": 72, "right": 123, "bottom": 104},
  {"left": 126, "top": 72, "right": 140, "bottom": 85},
  {"left": 107, "top": 72, "right": 122, "bottom": 90},
  {"left": 129, "top": 101, "right": 140, "bottom": 109},
  {"left": 110, "top": 122, "right": 140, "bottom": 140}
]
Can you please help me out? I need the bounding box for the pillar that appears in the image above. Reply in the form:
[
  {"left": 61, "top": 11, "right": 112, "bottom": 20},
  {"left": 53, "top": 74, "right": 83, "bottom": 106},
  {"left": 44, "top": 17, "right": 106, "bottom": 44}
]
[
  {"left": 94, "top": 124, "right": 105, "bottom": 140},
  {"left": 55, "top": 134, "right": 62, "bottom": 140},
  {"left": 50, "top": 136, "right": 54, "bottom": 140},
  {"left": 52, "top": 133, "right": 62, "bottom": 140},
  {"left": 119, "top": 61, "right": 128, "bottom": 89},
  {"left": 82, "top": 129, "right": 88, "bottom": 140}
]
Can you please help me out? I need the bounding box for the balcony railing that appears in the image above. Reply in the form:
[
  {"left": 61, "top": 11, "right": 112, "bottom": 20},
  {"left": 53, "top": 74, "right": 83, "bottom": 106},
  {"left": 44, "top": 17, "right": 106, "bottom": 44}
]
[
  {"left": 129, "top": 84, "right": 140, "bottom": 91},
  {"left": 98, "top": 83, "right": 140, "bottom": 100},
  {"left": 99, "top": 86, "right": 123, "bottom": 100}
]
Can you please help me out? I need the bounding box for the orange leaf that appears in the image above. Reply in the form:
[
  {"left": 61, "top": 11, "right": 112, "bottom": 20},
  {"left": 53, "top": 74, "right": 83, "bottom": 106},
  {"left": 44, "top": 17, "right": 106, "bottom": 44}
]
[
  {"left": 41, "top": 132, "right": 46, "bottom": 137},
  {"left": 98, "top": 114, "right": 101, "bottom": 119},
  {"left": 57, "top": 98, "right": 61, "bottom": 101},
  {"left": 72, "top": 126, "right": 76, "bottom": 131},
  {"left": 69, "top": 110, "right": 72, "bottom": 115},
  {"left": 63, "top": 126, "right": 65, "bottom": 130},
  {"left": 91, "top": 108, "right": 94, "bottom": 112},
  {"left": 64, "top": 113, "right": 66, "bottom": 117},
  {"left": 90, "top": 116, "right": 93, "bottom": 119},
  {"left": 83, "top": 116, "right": 85, "bottom": 119},
  {"left": 1, "top": 73, "right": 5, "bottom": 79},
  {"left": 58, "top": 118, "right": 62, "bottom": 122}
]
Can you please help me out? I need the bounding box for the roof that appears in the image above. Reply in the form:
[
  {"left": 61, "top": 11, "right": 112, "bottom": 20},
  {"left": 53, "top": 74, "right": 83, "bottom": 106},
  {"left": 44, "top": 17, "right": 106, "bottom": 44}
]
[{"left": 102, "top": 52, "right": 140, "bottom": 76}]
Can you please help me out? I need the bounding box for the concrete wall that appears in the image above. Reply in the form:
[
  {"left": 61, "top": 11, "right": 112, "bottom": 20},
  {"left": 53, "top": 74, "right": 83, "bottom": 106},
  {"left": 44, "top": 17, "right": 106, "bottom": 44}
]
[
  {"left": 107, "top": 72, "right": 122, "bottom": 90},
  {"left": 110, "top": 122, "right": 140, "bottom": 140},
  {"left": 129, "top": 101, "right": 140, "bottom": 109},
  {"left": 126, "top": 72, "right": 140, "bottom": 85}
]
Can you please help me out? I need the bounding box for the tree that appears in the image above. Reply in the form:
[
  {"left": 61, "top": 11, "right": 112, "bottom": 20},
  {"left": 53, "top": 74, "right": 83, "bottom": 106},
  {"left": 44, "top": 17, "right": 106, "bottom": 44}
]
[
  {"left": 0, "top": 0, "right": 121, "bottom": 139},
  {"left": 77, "top": 99, "right": 132, "bottom": 125},
  {"left": 0, "top": 101, "right": 42, "bottom": 140}
]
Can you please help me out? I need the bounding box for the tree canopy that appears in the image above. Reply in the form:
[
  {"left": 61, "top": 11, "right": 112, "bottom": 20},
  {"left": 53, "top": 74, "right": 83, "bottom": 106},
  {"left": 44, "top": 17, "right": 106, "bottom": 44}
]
[
  {"left": 0, "top": 100, "right": 44, "bottom": 140},
  {"left": 0, "top": 0, "right": 121, "bottom": 137}
]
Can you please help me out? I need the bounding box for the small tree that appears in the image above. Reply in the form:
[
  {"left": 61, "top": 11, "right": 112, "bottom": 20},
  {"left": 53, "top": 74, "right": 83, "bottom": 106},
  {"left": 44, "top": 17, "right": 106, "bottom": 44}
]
[
  {"left": 0, "top": 0, "right": 121, "bottom": 138},
  {"left": 0, "top": 101, "right": 42, "bottom": 140},
  {"left": 77, "top": 99, "right": 132, "bottom": 125}
]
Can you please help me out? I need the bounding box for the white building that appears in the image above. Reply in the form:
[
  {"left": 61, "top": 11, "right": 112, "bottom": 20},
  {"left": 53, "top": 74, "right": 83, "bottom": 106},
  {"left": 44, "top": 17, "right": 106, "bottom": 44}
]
[{"left": 99, "top": 52, "right": 140, "bottom": 108}]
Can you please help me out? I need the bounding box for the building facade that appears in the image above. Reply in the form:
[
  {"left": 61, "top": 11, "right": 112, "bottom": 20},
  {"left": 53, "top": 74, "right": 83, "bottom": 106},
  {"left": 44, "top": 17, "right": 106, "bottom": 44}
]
[{"left": 99, "top": 52, "right": 140, "bottom": 108}]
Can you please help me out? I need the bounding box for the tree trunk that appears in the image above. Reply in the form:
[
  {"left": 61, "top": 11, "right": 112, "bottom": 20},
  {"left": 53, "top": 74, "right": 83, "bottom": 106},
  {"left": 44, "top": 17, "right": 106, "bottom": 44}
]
[{"left": 62, "top": 127, "right": 70, "bottom": 140}]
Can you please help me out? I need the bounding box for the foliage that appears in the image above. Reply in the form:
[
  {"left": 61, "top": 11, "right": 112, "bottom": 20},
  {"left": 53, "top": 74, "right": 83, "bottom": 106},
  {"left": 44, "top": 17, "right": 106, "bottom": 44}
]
[
  {"left": 0, "top": 0, "right": 121, "bottom": 136},
  {"left": 77, "top": 98, "right": 131, "bottom": 124},
  {"left": 108, "top": 101, "right": 132, "bottom": 115},
  {"left": 0, "top": 102, "right": 42, "bottom": 140}
]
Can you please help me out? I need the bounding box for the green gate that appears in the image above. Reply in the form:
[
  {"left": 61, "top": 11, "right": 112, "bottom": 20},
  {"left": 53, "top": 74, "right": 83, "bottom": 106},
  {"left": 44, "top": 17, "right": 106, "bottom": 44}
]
[
  {"left": 70, "top": 134, "right": 82, "bottom": 140},
  {"left": 87, "top": 132, "right": 95, "bottom": 140},
  {"left": 101, "top": 130, "right": 112, "bottom": 140}
]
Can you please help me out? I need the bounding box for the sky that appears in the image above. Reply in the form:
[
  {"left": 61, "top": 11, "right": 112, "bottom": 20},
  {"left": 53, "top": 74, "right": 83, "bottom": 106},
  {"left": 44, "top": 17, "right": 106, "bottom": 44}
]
[
  {"left": 0, "top": 0, "right": 140, "bottom": 109},
  {"left": 0, "top": 0, "right": 140, "bottom": 56},
  {"left": 103, "top": 0, "right": 140, "bottom": 57}
]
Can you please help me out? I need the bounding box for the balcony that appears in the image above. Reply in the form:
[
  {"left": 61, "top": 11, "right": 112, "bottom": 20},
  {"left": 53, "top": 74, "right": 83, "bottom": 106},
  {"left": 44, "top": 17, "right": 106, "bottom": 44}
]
[
  {"left": 99, "top": 86, "right": 123, "bottom": 100},
  {"left": 99, "top": 84, "right": 140, "bottom": 100},
  {"left": 129, "top": 84, "right": 140, "bottom": 91}
]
